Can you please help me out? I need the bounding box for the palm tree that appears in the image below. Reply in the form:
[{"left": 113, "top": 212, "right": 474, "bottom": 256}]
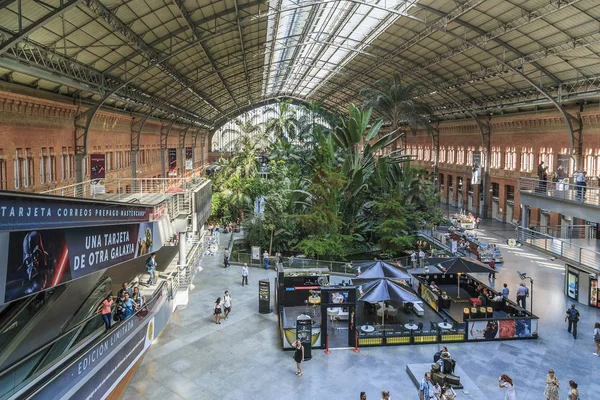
[
  {"left": 360, "top": 72, "right": 432, "bottom": 151},
  {"left": 220, "top": 116, "right": 269, "bottom": 152},
  {"left": 264, "top": 99, "right": 299, "bottom": 142}
]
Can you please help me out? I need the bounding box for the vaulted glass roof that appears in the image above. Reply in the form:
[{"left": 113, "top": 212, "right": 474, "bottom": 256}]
[{"left": 1, "top": 0, "right": 600, "bottom": 130}]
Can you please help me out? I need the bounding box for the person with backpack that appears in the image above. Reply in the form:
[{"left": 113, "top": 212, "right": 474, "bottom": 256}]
[
  {"left": 145, "top": 253, "right": 157, "bottom": 286},
  {"left": 593, "top": 321, "right": 600, "bottom": 356},
  {"left": 564, "top": 304, "right": 580, "bottom": 339}
]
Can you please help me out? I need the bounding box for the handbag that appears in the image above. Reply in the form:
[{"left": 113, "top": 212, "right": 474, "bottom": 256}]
[{"left": 112, "top": 313, "right": 121, "bottom": 322}]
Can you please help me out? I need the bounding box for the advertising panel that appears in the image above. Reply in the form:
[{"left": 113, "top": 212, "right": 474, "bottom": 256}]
[
  {"left": 468, "top": 320, "right": 499, "bottom": 340},
  {"left": 89, "top": 154, "right": 106, "bottom": 195},
  {"left": 590, "top": 278, "right": 599, "bottom": 308},
  {"left": 3, "top": 222, "right": 158, "bottom": 303},
  {"left": 567, "top": 270, "right": 579, "bottom": 300},
  {"left": 168, "top": 148, "right": 177, "bottom": 176},
  {"left": 420, "top": 283, "right": 439, "bottom": 312},
  {"left": 471, "top": 151, "right": 481, "bottom": 185},
  {"left": 329, "top": 291, "right": 349, "bottom": 304},
  {"left": 468, "top": 319, "right": 538, "bottom": 340},
  {"left": 0, "top": 194, "right": 152, "bottom": 231},
  {"left": 185, "top": 147, "right": 193, "bottom": 170}
]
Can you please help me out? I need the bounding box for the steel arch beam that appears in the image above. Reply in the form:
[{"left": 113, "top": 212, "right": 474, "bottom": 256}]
[
  {"left": 416, "top": 3, "right": 561, "bottom": 85},
  {"left": 82, "top": 0, "right": 222, "bottom": 114},
  {"left": 0, "top": 0, "right": 80, "bottom": 56},
  {"left": 131, "top": 109, "right": 155, "bottom": 180},
  {"left": 160, "top": 120, "right": 176, "bottom": 178},
  {"left": 172, "top": 0, "right": 238, "bottom": 108}
]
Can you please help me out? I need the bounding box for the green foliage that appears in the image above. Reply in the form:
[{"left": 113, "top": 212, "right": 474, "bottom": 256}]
[{"left": 209, "top": 84, "right": 444, "bottom": 260}]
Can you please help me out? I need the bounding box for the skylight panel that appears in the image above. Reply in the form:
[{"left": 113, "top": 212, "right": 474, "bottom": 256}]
[{"left": 263, "top": 0, "right": 419, "bottom": 99}]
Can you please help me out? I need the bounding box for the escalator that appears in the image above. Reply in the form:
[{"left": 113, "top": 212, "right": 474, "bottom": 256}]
[{"left": 0, "top": 274, "right": 111, "bottom": 399}]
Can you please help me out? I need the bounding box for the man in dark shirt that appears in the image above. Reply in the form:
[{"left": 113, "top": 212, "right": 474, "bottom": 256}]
[{"left": 565, "top": 304, "right": 580, "bottom": 339}]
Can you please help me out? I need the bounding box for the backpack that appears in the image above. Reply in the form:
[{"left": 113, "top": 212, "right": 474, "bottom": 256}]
[{"left": 594, "top": 328, "right": 600, "bottom": 342}]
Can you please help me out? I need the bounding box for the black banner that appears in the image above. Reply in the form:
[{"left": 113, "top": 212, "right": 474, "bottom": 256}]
[
  {"left": 0, "top": 194, "right": 152, "bottom": 231},
  {"left": 3, "top": 222, "right": 158, "bottom": 303},
  {"left": 168, "top": 148, "right": 177, "bottom": 175},
  {"left": 259, "top": 279, "right": 270, "bottom": 314},
  {"left": 90, "top": 154, "right": 106, "bottom": 195}
]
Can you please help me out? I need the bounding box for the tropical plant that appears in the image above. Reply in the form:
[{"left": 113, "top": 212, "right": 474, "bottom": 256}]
[
  {"left": 360, "top": 72, "right": 432, "bottom": 150},
  {"left": 264, "top": 99, "right": 299, "bottom": 141}
]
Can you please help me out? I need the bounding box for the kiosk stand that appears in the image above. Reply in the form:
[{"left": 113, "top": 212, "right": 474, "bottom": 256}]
[{"left": 259, "top": 279, "right": 271, "bottom": 314}]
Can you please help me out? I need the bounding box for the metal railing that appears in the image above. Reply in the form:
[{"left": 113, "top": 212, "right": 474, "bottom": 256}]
[
  {"left": 533, "top": 225, "right": 596, "bottom": 239},
  {"left": 228, "top": 252, "right": 412, "bottom": 275},
  {"left": 518, "top": 177, "right": 600, "bottom": 206},
  {"left": 516, "top": 226, "right": 600, "bottom": 271},
  {"left": 40, "top": 177, "right": 204, "bottom": 200},
  {"left": 163, "top": 238, "right": 203, "bottom": 298}
]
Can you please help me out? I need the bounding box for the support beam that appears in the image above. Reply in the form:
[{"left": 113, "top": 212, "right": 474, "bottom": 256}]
[
  {"left": 172, "top": 0, "right": 238, "bottom": 108},
  {"left": 160, "top": 120, "right": 176, "bottom": 178},
  {"left": 0, "top": 0, "right": 80, "bottom": 56},
  {"left": 478, "top": 117, "right": 492, "bottom": 219},
  {"left": 74, "top": 103, "right": 102, "bottom": 184},
  {"left": 131, "top": 110, "right": 155, "bottom": 184},
  {"left": 430, "top": 123, "right": 440, "bottom": 194},
  {"left": 82, "top": 0, "right": 222, "bottom": 114},
  {"left": 178, "top": 127, "right": 190, "bottom": 178}
]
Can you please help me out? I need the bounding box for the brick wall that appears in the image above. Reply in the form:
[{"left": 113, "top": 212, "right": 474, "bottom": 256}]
[
  {"left": 0, "top": 91, "right": 208, "bottom": 193},
  {"left": 406, "top": 107, "right": 600, "bottom": 226}
]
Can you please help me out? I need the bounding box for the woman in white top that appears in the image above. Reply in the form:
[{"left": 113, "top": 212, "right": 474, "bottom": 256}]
[
  {"left": 498, "top": 374, "right": 516, "bottom": 400},
  {"left": 593, "top": 321, "right": 600, "bottom": 356}
]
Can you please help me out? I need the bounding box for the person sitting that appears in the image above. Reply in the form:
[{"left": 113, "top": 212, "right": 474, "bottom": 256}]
[
  {"left": 432, "top": 382, "right": 442, "bottom": 400},
  {"left": 441, "top": 291, "right": 449, "bottom": 300},
  {"left": 429, "top": 280, "right": 440, "bottom": 293},
  {"left": 441, "top": 383, "right": 457, "bottom": 400}
]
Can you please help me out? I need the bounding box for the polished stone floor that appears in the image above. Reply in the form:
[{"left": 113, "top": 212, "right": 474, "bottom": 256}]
[{"left": 124, "top": 215, "right": 600, "bottom": 400}]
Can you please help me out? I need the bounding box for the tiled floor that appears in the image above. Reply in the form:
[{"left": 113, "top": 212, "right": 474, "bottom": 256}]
[{"left": 124, "top": 217, "right": 600, "bottom": 400}]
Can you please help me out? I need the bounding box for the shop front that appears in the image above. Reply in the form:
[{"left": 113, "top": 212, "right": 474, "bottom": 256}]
[{"left": 565, "top": 263, "right": 598, "bottom": 307}]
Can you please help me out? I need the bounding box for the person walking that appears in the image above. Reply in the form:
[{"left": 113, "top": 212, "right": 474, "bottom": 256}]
[
  {"left": 145, "top": 253, "right": 157, "bottom": 286},
  {"left": 567, "top": 380, "right": 579, "bottom": 400},
  {"left": 593, "top": 321, "right": 600, "bottom": 356},
  {"left": 498, "top": 374, "right": 516, "bottom": 400},
  {"left": 275, "top": 252, "right": 280, "bottom": 266},
  {"left": 475, "top": 216, "right": 481, "bottom": 229},
  {"left": 574, "top": 170, "right": 586, "bottom": 200},
  {"left": 411, "top": 252, "right": 418, "bottom": 269},
  {"left": 214, "top": 297, "right": 223, "bottom": 324},
  {"left": 516, "top": 283, "right": 528, "bottom": 309},
  {"left": 292, "top": 338, "right": 304, "bottom": 376},
  {"left": 223, "top": 290, "right": 232, "bottom": 320},
  {"left": 418, "top": 249, "right": 425, "bottom": 268},
  {"left": 488, "top": 258, "right": 496, "bottom": 279},
  {"left": 263, "top": 250, "right": 269, "bottom": 269},
  {"left": 224, "top": 248, "right": 230, "bottom": 268},
  {"left": 565, "top": 304, "right": 580, "bottom": 339},
  {"left": 241, "top": 263, "right": 249, "bottom": 286},
  {"left": 419, "top": 372, "right": 432, "bottom": 400},
  {"left": 96, "top": 294, "right": 114, "bottom": 331},
  {"left": 502, "top": 283, "right": 509, "bottom": 299},
  {"left": 543, "top": 369, "right": 559, "bottom": 400}
]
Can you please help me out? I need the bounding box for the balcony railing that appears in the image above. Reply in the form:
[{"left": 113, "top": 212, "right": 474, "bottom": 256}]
[
  {"left": 518, "top": 177, "right": 600, "bottom": 207},
  {"left": 516, "top": 226, "right": 600, "bottom": 271}
]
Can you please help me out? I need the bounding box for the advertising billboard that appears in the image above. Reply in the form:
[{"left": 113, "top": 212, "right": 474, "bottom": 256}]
[
  {"left": 2, "top": 221, "right": 159, "bottom": 303},
  {"left": 89, "top": 153, "right": 106, "bottom": 195},
  {"left": 468, "top": 319, "right": 538, "bottom": 340},
  {"left": 0, "top": 194, "right": 152, "bottom": 231},
  {"left": 168, "top": 148, "right": 177, "bottom": 176}
]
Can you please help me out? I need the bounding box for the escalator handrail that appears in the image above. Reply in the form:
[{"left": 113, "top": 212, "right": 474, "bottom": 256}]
[
  {"left": 0, "top": 280, "right": 165, "bottom": 382},
  {"left": 0, "top": 296, "right": 37, "bottom": 335}
]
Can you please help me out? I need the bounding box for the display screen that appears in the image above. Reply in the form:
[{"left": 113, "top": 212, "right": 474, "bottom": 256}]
[
  {"left": 329, "top": 291, "right": 348, "bottom": 304},
  {"left": 567, "top": 271, "right": 579, "bottom": 300}
]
